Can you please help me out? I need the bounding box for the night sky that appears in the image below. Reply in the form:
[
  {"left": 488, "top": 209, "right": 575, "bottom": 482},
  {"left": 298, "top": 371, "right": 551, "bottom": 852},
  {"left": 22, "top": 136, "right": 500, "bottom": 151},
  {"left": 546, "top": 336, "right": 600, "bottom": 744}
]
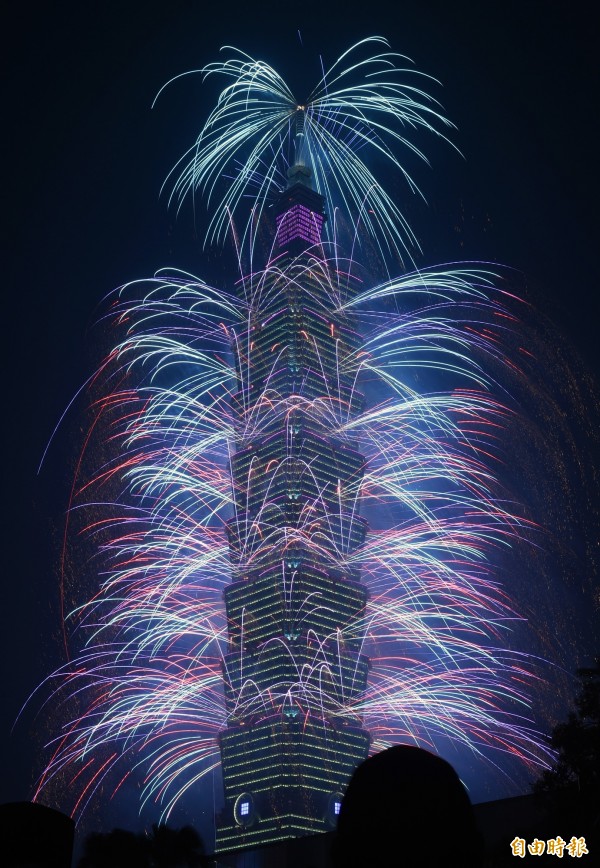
[{"left": 2, "top": 0, "right": 598, "bottom": 850}]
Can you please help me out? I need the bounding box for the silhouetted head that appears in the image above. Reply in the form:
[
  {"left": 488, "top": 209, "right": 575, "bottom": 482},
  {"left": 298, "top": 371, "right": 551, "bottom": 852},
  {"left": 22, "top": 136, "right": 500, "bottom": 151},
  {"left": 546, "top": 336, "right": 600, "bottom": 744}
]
[{"left": 332, "top": 745, "right": 484, "bottom": 867}]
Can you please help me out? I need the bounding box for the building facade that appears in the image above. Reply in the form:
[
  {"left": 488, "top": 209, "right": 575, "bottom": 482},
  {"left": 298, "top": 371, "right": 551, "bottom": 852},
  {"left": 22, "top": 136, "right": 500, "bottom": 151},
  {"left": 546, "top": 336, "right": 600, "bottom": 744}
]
[{"left": 215, "top": 166, "right": 370, "bottom": 852}]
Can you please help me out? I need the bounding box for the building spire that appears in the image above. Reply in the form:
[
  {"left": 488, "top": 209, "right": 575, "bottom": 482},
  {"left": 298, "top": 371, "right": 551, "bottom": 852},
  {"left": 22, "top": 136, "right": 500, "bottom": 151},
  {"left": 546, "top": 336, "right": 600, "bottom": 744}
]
[
  {"left": 286, "top": 105, "right": 314, "bottom": 190},
  {"left": 285, "top": 107, "right": 313, "bottom": 190},
  {"left": 274, "top": 109, "right": 325, "bottom": 250},
  {"left": 294, "top": 107, "right": 306, "bottom": 167}
]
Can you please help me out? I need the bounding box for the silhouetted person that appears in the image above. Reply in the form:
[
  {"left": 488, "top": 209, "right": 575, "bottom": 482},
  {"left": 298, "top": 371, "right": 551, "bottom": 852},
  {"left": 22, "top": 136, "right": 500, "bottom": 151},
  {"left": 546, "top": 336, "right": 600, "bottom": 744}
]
[
  {"left": 0, "top": 802, "right": 74, "bottom": 868},
  {"left": 331, "top": 745, "right": 484, "bottom": 867}
]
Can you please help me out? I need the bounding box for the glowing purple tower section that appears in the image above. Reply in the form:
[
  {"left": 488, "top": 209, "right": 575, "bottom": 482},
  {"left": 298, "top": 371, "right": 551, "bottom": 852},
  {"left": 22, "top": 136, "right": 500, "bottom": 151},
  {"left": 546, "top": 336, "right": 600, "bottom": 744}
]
[
  {"left": 276, "top": 203, "right": 324, "bottom": 248},
  {"left": 274, "top": 163, "right": 326, "bottom": 252}
]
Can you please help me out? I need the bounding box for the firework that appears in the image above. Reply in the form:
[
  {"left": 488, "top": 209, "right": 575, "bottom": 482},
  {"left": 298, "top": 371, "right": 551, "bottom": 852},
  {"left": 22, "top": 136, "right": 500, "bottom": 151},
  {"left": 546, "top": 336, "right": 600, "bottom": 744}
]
[
  {"left": 156, "top": 37, "right": 456, "bottom": 260},
  {"left": 35, "top": 39, "right": 552, "bottom": 839}
]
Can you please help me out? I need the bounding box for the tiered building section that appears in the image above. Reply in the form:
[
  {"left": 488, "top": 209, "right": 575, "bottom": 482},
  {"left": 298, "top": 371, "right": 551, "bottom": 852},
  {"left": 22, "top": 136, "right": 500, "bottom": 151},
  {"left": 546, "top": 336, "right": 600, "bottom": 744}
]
[{"left": 215, "top": 166, "right": 370, "bottom": 852}]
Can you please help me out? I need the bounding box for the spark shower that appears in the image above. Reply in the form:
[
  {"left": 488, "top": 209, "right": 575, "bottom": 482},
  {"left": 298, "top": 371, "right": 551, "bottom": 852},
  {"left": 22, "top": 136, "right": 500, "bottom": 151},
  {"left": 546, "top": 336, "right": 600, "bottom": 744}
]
[{"left": 36, "top": 37, "right": 552, "bottom": 845}]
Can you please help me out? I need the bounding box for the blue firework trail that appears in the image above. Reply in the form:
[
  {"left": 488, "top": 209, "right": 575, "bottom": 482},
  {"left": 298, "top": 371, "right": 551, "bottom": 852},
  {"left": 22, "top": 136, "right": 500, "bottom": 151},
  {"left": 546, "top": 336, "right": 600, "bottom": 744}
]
[{"left": 34, "top": 38, "right": 554, "bottom": 824}]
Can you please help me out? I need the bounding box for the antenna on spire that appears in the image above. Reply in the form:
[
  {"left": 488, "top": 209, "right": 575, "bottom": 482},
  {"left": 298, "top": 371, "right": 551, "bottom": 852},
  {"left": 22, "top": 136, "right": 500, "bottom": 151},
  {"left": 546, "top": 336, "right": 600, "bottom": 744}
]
[
  {"left": 294, "top": 106, "right": 306, "bottom": 165},
  {"left": 287, "top": 107, "right": 312, "bottom": 190}
]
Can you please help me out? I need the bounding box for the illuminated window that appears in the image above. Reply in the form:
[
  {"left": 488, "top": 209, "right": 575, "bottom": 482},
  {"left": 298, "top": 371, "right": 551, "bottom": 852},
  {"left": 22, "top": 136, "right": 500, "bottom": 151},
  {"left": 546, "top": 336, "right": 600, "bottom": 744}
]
[
  {"left": 240, "top": 801, "right": 250, "bottom": 817},
  {"left": 334, "top": 801, "right": 341, "bottom": 815}
]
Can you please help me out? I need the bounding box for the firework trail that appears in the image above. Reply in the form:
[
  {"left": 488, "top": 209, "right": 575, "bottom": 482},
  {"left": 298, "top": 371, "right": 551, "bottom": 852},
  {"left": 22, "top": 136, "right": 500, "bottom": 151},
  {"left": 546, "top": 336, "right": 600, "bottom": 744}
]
[
  {"left": 156, "top": 36, "right": 456, "bottom": 260},
  {"left": 35, "top": 38, "right": 552, "bottom": 828}
]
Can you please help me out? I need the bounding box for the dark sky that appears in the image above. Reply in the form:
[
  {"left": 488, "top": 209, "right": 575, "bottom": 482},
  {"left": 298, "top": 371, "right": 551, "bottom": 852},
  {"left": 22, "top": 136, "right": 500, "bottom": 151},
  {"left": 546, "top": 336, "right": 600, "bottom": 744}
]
[{"left": 2, "top": 0, "right": 598, "bottom": 846}]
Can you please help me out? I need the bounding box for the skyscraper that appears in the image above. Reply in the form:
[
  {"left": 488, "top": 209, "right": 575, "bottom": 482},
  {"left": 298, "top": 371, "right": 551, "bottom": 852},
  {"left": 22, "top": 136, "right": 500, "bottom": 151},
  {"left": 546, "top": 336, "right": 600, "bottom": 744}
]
[
  {"left": 215, "top": 162, "right": 371, "bottom": 852},
  {"left": 34, "top": 44, "right": 552, "bottom": 848}
]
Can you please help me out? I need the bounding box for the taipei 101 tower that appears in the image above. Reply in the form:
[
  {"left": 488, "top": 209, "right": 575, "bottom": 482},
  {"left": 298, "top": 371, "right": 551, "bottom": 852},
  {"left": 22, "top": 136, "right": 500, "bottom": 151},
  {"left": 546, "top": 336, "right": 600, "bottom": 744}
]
[
  {"left": 34, "top": 42, "right": 551, "bottom": 860},
  {"left": 215, "top": 124, "right": 371, "bottom": 851}
]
